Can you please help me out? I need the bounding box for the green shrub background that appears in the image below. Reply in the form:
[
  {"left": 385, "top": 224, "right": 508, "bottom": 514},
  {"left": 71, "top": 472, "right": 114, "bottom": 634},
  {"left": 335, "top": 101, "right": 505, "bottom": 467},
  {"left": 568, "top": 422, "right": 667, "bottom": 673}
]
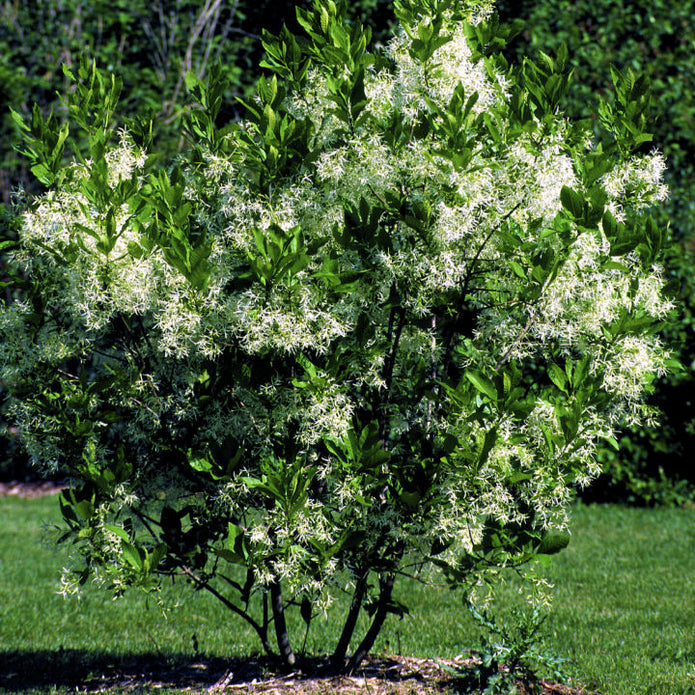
[
  {"left": 0, "top": 0, "right": 395, "bottom": 202},
  {"left": 2, "top": 0, "right": 693, "bottom": 504}
]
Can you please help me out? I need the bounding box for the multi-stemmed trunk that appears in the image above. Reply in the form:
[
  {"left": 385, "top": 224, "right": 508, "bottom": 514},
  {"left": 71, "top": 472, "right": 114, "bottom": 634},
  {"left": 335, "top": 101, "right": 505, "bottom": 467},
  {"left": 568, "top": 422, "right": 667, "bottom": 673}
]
[
  {"left": 268, "top": 568, "right": 398, "bottom": 675},
  {"left": 345, "top": 573, "right": 397, "bottom": 674}
]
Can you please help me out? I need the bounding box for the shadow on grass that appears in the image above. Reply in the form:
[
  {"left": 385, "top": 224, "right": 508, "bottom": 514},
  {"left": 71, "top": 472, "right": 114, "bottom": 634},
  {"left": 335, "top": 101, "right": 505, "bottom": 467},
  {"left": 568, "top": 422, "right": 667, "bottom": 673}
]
[{"left": 0, "top": 649, "right": 231, "bottom": 693}]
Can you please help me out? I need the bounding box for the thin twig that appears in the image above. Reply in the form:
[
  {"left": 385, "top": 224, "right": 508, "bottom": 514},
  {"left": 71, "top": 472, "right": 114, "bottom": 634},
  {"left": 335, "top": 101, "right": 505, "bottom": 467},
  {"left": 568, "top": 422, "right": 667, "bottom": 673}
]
[{"left": 494, "top": 314, "right": 536, "bottom": 371}]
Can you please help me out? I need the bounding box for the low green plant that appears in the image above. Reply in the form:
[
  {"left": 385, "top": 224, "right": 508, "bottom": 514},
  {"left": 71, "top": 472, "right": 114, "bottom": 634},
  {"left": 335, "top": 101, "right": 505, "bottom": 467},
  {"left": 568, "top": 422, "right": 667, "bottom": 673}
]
[
  {"left": 456, "top": 602, "right": 569, "bottom": 694},
  {"left": 0, "top": 0, "right": 675, "bottom": 673}
]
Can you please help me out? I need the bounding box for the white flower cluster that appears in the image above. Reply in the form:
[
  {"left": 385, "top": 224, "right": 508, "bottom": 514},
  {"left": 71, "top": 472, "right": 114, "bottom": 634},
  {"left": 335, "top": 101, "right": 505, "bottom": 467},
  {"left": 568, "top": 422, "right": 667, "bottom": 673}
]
[{"left": 603, "top": 151, "right": 669, "bottom": 221}]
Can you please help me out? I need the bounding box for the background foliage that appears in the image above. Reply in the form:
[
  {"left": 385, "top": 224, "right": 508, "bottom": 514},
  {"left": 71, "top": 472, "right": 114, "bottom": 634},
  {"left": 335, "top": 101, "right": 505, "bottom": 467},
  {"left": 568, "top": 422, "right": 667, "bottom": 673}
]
[{"left": 0, "top": 0, "right": 394, "bottom": 202}]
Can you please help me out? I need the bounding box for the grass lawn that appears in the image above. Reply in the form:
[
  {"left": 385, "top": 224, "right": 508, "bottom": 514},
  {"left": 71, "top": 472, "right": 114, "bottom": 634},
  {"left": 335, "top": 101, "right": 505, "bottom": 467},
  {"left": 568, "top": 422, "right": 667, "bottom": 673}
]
[{"left": 1, "top": 495, "right": 694, "bottom": 694}]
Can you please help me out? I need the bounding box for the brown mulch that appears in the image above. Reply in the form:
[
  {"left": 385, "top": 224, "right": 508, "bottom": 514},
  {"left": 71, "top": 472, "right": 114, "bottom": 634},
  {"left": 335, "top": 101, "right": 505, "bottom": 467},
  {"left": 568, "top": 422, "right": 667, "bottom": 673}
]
[
  {"left": 193, "top": 655, "right": 591, "bottom": 695},
  {"left": 1, "top": 653, "right": 592, "bottom": 694},
  {"left": 0, "top": 479, "right": 66, "bottom": 498}
]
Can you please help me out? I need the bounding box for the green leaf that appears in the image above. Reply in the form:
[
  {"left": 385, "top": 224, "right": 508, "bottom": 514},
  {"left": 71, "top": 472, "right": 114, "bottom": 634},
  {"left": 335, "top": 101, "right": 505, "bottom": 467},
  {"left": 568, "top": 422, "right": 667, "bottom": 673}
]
[
  {"left": 122, "top": 542, "right": 143, "bottom": 570},
  {"left": 226, "top": 523, "right": 249, "bottom": 562},
  {"left": 74, "top": 498, "right": 94, "bottom": 520},
  {"left": 188, "top": 452, "right": 213, "bottom": 473},
  {"left": 560, "top": 186, "right": 584, "bottom": 218},
  {"left": 0, "top": 240, "right": 18, "bottom": 252},
  {"left": 548, "top": 363, "right": 568, "bottom": 393},
  {"left": 604, "top": 436, "right": 620, "bottom": 451},
  {"left": 509, "top": 260, "right": 526, "bottom": 280},
  {"left": 537, "top": 530, "right": 570, "bottom": 555},
  {"left": 601, "top": 209, "right": 622, "bottom": 239},
  {"left": 465, "top": 370, "right": 497, "bottom": 400},
  {"left": 479, "top": 427, "right": 498, "bottom": 467},
  {"left": 149, "top": 543, "right": 167, "bottom": 571}
]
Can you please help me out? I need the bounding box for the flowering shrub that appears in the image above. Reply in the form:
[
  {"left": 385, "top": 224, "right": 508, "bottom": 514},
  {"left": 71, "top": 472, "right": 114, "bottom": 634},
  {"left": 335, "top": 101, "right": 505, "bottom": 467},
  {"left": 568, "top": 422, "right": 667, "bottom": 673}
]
[{"left": 0, "top": 0, "right": 674, "bottom": 671}]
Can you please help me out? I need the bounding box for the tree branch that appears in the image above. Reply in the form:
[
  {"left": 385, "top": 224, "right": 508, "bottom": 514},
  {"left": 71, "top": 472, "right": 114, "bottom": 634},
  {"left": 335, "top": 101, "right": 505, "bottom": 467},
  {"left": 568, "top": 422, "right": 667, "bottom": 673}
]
[
  {"left": 494, "top": 315, "right": 535, "bottom": 371},
  {"left": 181, "top": 566, "right": 272, "bottom": 657},
  {"left": 346, "top": 572, "right": 396, "bottom": 674}
]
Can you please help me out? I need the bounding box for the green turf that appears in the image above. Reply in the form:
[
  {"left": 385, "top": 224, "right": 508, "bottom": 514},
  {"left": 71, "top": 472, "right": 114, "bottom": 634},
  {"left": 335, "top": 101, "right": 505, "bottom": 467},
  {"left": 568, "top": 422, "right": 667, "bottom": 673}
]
[
  {"left": 1, "top": 496, "right": 694, "bottom": 694},
  {"left": 538, "top": 504, "right": 695, "bottom": 695}
]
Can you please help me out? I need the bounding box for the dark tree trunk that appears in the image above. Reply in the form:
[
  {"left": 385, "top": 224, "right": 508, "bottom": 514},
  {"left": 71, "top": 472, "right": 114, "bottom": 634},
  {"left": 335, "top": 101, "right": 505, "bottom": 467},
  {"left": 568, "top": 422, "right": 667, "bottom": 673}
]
[
  {"left": 331, "top": 569, "right": 369, "bottom": 671},
  {"left": 346, "top": 572, "right": 396, "bottom": 674},
  {"left": 269, "top": 579, "right": 296, "bottom": 667}
]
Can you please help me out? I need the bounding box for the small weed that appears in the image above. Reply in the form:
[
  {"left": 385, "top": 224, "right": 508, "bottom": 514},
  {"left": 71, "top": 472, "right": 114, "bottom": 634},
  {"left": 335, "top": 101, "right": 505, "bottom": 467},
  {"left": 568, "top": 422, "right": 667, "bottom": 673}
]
[{"left": 446, "top": 603, "right": 569, "bottom": 695}]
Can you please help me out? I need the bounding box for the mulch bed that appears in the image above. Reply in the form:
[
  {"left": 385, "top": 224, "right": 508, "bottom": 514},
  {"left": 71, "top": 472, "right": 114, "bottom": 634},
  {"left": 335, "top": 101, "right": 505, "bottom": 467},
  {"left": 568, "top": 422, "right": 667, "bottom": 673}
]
[
  {"left": 0, "top": 653, "right": 593, "bottom": 694},
  {"left": 0, "top": 479, "right": 66, "bottom": 498},
  {"left": 195, "top": 655, "right": 590, "bottom": 695}
]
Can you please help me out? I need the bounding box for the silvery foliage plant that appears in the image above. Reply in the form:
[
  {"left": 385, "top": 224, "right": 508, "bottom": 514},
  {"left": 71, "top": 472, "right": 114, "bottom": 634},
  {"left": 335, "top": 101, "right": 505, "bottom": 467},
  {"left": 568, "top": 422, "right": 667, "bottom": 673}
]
[{"left": 0, "top": 0, "right": 674, "bottom": 671}]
